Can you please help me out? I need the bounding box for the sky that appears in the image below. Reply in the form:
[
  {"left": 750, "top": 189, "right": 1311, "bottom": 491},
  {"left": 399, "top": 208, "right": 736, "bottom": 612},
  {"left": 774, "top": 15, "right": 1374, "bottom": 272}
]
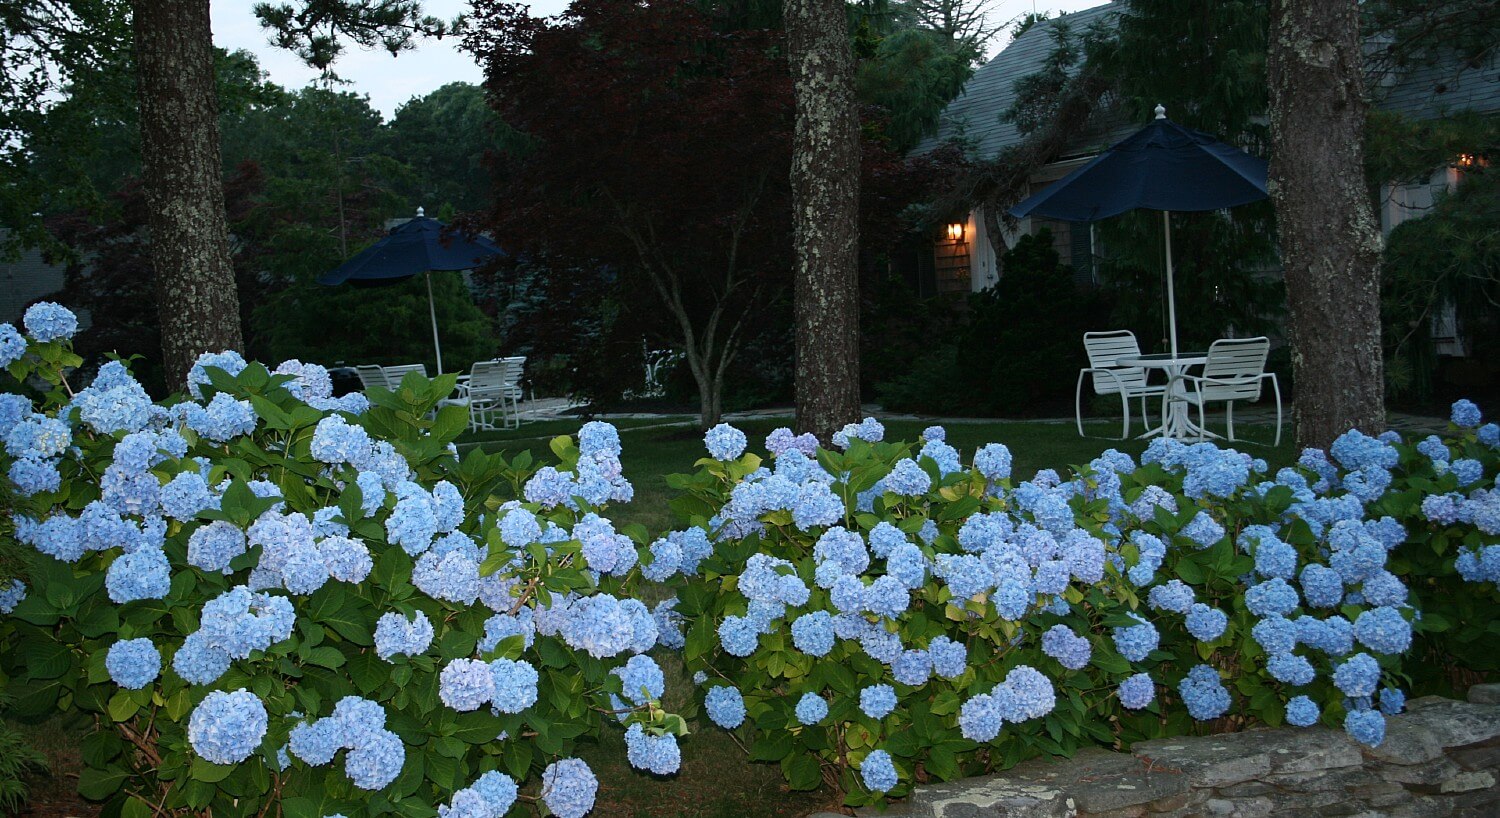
[{"left": 211, "top": 0, "right": 1104, "bottom": 119}]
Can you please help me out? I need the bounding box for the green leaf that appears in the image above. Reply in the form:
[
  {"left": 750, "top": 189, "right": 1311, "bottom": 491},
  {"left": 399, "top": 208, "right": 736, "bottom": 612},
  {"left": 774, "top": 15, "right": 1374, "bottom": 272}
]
[
  {"left": 783, "top": 752, "right": 822, "bottom": 791},
  {"left": 77, "top": 765, "right": 130, "bottom": 800},
  {"left": 190, "top": 757, "right": 236, "bottom": 783}
]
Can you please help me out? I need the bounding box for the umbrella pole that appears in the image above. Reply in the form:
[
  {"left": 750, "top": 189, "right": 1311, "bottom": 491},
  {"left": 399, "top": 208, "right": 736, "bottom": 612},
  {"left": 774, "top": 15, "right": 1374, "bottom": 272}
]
[
  {"left": 426, "top": 271, "right": 444, "bottom": 374},
  {"left": 1163, "top": 211, "right": 1179, "bottom": 358}
]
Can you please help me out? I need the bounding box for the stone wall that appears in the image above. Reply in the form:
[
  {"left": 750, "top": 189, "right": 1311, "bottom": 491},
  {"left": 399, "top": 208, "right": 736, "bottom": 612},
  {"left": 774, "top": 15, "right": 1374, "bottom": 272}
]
[{"left": 815, "top": 685, "right": 1500, "bottom": 818}]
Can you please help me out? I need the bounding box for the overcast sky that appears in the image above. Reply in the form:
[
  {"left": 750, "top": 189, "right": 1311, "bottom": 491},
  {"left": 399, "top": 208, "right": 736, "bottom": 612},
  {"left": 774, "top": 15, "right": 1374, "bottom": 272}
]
[{"left": 211, "top": 0, "right": 1104, "bottom": 119}]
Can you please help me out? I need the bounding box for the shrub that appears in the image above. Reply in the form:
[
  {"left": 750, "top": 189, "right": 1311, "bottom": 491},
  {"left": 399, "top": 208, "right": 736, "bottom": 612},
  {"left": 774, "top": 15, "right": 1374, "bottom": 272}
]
[
  {"left": 0, "top": 305, "right": 684, "bottom": 817},
  {"left": 653, "top": 414, "right": 1496, "bottom": 807}
]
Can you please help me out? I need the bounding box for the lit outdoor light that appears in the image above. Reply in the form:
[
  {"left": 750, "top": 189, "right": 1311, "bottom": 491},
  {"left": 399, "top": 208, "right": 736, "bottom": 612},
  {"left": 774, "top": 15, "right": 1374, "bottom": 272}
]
[
  {"left": 1455, "top": 153, "right": 1478, "bottom": 168},
  {"left": 946, "top": 222, "right": 965, "bottom": 242}
]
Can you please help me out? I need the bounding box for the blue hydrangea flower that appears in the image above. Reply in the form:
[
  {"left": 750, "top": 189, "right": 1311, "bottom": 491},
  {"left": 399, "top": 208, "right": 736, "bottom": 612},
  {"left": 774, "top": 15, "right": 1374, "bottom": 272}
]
[
  {"left": 185, "top": 351, "right": 248, "bottom": 398},
  {"left": 374, "top": 611, "right": 433, "bottom": 661},
  {"left": 1478, "top": 423, "right": 1499, "bottom": 447},
  {"left": 0, "top": 579, "right": 25, "bottom": 614},
  {"left": 1118, "top": 673, "right": 1155, "bottom": 710},
  {"left": 795, "top": 692, "right": 828, "bottom": 725},
  {"left": 1451, "top": 399, "right": 1482, "bottom": 428},
  {"left": 0, "top": 323, "right": 24, "bottom": 366},
  {"left": 332, "top": 696, "right": 387, "bottom": 746},
  {"left": 892, "top": 649, "right": 931, "bottom": 686},
  {"left": 1041, "top": 625, "right": 1091, "bottom": 670},
  {"left": 499, "top": 508, "right": 542, "bottom": 549},
  {"left": 439, "top": 659, "right": 496, "bottom": 711},
  {"left": 1286, "top": 695, "right": 1320, "bottom": 726},
  {"left": 1180, "top": 511, "right": 1225, "bottom": 548},
  {"left": 1451, "top": 459, "right": 1483, "bottom": 487},
  {"left": 1178, "top": 603, "right": 1223, "bottom": 643},
  {"left": 288, "top": 718, "right": 342, "bottom": 765},
  {"left": 344, "top": 728, "right": 404, "bottom": 790},
  {"left": 188, "top": 689, "right": 268, "bottom": 764},
  {"left": 612, "top": 655, "right": 665, "bottom": 706},
  {"left": 1333, "top": 652, "right": 1381, "bottom": 697},
  {"left": 489, "top": 658, "right": 539, "bottom": 713},
  {"left": 310, "top": 416, "right": 372, "bottom": 465},
  {"left": 8, "top": 457, "right": 60, "bottom": 495},
  {"left": 1178, "top": 665, "right": 1230, "bottom": 721},
  {"left": 1112, "top": 615, "right": 1159, "bottom": 662},
  {"left": 997, "top": 666, "right": 1055, "bottom": 721},
  {"left": 1353, "top": 606, "right": 1412, "bottom": 655},
  {"left": 1266, "top": 652, "right": 1315, "bottom": 686},
  {"left": 1146, "top": 580, "right": 1195, "bottom": 614},
  {"left": 704, "top": 423, "right": 748, "bottom": 460},
  {"left": 705, "top": 686, "right": 745, "bottom": 729},
  {"left": 958, "top": 692, "right": 1002, "bottom": 741},
  {"left": 22, "top": 302, "right": 78, "bottom": 341},
  {"left": 928, "top": 636, "right": 966, "bottom": 678},
  {"left": 1379, "top": 687, "right": 1406, "bottom": 715},
  {"left": 791, "top": 611, "right": 834, "bottom": 657},
  {"left": 623, "top": 723, "right": 681, "bottom": 775},
  {"left": 861, "top": 749, "right": 898, "bottom": 792},
  {"left": 173, "top": 631, "right": 231, "bottom": 684},
  {"left": 974, "top": 443, "right": 1013, "bottom": 481},
  {"left": 860, "top": 684, "right": 897, "bottom": 719},
  {"left": 470, "top": 770, "right": 518, "bottom": 814},
  {"left": 105, "top": 638, "right": 161, "bottom": 689},
  {"left": 1245, "top": 578, "right": 1300, "bottom": 617},
  {"left": 884, "top": 458, "right": 932, "bottom": 497},
  {"left": 106, "top": 547, "right": 171, "bottom": 603},
  {"left": 541, "top": 758, "right": 598, "bottom": 818},
  {"left": 1345, "top": 708, "right": 1385, "bottom": 747}
]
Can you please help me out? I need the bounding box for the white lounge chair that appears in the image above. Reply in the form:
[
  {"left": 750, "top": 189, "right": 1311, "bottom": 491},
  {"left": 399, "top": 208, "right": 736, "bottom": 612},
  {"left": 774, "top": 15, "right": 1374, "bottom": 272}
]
[
  {"left": 1076, "top": 330, "right": 1168, "bottom": 439},
  {"left": 446, "top": 358, "right": 526, "bottom": 431},
  {"left": 354, "top": 365, "right": 388, "bottom": 391},
  {"left": 1175, "top": 336, "right": 1282, "bottom": 446},
  {"left": 382, "top": 364, "right": 428, "bottom": 390}
]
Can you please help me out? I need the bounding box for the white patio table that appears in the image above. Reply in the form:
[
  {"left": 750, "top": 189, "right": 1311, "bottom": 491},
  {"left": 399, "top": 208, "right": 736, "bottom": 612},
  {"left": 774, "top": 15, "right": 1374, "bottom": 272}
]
[{"left": 1115, "top": 351, "right": 1213, "bottom": 440}]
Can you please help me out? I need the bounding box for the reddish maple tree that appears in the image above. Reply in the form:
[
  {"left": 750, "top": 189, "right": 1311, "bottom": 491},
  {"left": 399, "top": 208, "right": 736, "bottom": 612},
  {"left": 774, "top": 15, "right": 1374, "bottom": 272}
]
[{"left": 464, "top": 0, "right": 797, "bottom": 427}]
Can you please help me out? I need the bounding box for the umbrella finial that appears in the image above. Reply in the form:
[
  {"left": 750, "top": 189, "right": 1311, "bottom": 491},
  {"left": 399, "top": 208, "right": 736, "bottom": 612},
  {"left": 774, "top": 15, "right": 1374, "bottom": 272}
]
[
  {"left": 416, "top": 206, "right": 425, "bottom": 218},
  {"left": 1154, "top": 104, "right": 1166, "bottom": 120}
]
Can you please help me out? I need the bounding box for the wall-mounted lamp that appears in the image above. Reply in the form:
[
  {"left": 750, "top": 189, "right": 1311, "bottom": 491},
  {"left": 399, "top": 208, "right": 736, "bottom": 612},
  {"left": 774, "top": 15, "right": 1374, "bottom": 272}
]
[
  {"left": 945, "top": 222, "right": 965, "bottom": 242},
  {"left": 1455, "top": 153, "right": 1479, "bottom": 168}
]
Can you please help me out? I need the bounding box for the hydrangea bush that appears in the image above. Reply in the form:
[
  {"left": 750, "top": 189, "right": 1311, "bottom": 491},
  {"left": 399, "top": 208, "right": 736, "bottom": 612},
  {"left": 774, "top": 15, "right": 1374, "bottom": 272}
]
[
  {"left": 0, "top": 306, "right": 686, "bottom": 818},
  {"left": 653, "top": 416, "right": 1496, "bottom": 807}
]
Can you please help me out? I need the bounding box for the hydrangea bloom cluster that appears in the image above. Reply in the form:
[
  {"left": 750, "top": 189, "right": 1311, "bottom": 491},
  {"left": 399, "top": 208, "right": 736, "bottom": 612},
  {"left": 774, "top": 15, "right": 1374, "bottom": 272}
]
[{"left": 287, "top": 697, "right": 406, "bottom": 790}]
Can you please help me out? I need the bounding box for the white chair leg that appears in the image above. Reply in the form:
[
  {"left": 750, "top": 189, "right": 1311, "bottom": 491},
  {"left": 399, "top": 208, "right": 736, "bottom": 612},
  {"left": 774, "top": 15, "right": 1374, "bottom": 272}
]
[
  {"left": 1139, "top": 394, "right": 1151, "bottom": 436},
  {"left": 1076, "top": 371, "right": 1088, "bottom": 438},
  {"left": 1226, "top": 402, "right": 1235, "bottom": 442},
  {"left": 1119, "top": 392, "right": 1131, "bottom": 441},
  {"left": 1271, "top": 375, "right": 1283, "bottom": 447}
]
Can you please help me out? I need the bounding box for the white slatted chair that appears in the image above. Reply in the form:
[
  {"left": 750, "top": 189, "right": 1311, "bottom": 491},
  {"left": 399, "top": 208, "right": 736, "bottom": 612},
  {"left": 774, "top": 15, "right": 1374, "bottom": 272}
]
[
  {"left": 449, "top": 359, "right": 512, "bottom": 431},
  {"left": 381, "top": 364, "right": 428, "bottom": 390},
  {"left": 498, "top": 356, "right": 526, "bottom": 429},
  {"left": 1176, "top": 336, "right": 1282, "bottom": 445},
  {"left": 353, "top": 365, "right": 388, "bottom": 391},
  {"left": 1077, "top": 331, "right": 1167, "bottom": 439}
]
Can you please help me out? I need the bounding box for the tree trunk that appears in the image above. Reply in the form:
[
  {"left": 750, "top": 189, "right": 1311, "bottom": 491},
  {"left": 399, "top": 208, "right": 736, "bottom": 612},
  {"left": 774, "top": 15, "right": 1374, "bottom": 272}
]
[
  {"left": 786, "top": 0, "right": 862, "bottom": 441},
  {"left": 134, "top": 0, "right": 244, "bottom": 388},
  {"left": 1267, "top": 0, "right": 1385, "bottom": 450}
]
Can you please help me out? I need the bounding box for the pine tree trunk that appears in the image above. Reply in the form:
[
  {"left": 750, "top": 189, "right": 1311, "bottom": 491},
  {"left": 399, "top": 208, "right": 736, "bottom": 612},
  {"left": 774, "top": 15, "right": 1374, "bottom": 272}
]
[
  {"left": 1267, "top": 0, "right": 1385, "bottom": 449},
  {"left": 786, "top": 0, "right": 862, "bottom": 440},
  {"left": 134, "top": 0, "right": 244, "bottom": 388}
]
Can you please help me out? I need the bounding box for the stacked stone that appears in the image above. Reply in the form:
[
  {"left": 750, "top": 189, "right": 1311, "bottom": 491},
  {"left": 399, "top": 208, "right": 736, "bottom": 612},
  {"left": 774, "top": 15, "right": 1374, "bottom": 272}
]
[{"left": 810, "top": 687, "right": 1500, "bottom": 818}]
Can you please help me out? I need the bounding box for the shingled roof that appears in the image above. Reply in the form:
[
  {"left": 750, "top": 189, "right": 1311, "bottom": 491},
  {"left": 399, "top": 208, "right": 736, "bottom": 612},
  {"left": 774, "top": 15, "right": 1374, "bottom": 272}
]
[
  {"left": 915, "top": 1, "right": 1497, "bottom": 163},
  {"left": 912, "top": 2, "right": 1119, "bottom": 161}
]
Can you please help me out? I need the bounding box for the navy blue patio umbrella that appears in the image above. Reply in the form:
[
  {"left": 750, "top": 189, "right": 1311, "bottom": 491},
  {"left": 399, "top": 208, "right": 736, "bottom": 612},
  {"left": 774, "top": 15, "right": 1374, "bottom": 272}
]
[
  {"left": 319, "top": 208, "right": 504, "bottom": 373},
  {"left": 1010, "top": 105, "right": 1268, "bottom": 356}
]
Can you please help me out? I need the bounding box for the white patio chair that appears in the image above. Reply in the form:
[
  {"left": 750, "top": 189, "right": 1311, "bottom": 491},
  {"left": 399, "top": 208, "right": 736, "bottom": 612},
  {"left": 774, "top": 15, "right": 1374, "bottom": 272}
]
[
  {"left": 498, "top": 356, "right": 526, "bottom": 429},
  {"left": 353, "top": 365, "right": 388, "bottom": 391},
  {"left": 381, "top": 364, "right": 428, "bottom": 390},
  {"left": 1175, "top": 336, "right": 1282, "bottom": 446},
  {"left": 1076, "top": 330, "right": 1167, "bottom": 439},
  {"left": 448, "top": 359, "right": 512, "bottom": 431}
]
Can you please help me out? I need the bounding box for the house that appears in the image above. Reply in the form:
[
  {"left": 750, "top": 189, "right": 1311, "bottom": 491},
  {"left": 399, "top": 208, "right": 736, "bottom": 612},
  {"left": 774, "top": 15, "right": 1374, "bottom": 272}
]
[
  {"left": 911, "top": 0, "right": 1498, "bottom": 327},
  {"left": 0, "top": 231, "right": 89, "bottom": 330}
]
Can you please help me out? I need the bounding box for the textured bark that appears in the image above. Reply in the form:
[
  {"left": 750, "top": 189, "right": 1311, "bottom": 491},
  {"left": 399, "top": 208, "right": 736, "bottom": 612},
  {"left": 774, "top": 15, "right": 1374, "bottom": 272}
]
[
  {"left": 1267, "top": 0, "right": 1385, "bottom": 449},
  {"left": 786, "top": 0, "right": 862, "bottom": 440},
  {"left": 134, "top": 0, "right": 244, "bottom": 388}
]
